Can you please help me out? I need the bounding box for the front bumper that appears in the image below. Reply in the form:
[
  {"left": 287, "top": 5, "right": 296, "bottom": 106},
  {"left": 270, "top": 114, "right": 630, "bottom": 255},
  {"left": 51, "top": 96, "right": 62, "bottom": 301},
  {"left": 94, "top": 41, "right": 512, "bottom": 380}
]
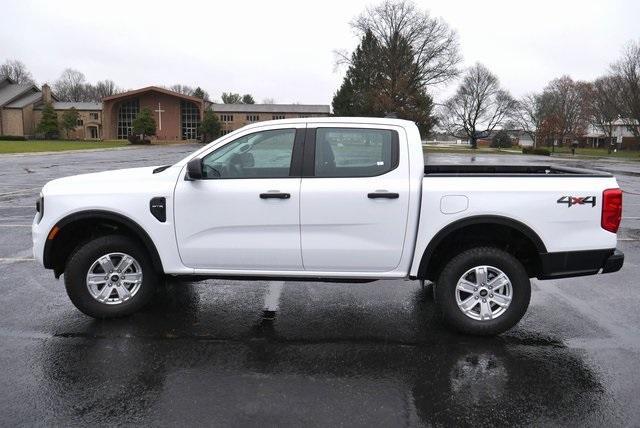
[
  {"left": 538, "top": 248, "right": 624, "bottom": 280},
  {"left": 32, "top": 214, "right": 46, "bottom": 266}
]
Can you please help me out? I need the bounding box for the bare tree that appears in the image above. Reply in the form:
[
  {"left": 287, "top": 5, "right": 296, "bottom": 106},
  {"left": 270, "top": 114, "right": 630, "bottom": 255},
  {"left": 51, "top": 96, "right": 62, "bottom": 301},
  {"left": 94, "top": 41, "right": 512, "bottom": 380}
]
[
  {"left": 262, "top": 97, "right": 276, "bottom": 104},
  {"left": 610, "top": 40, "right": 640, "bottom": 139},
  {"left": 0, "top": 59, "right": 35, "bottom": 84},
  {"left": 589, "top": 76, "right": 621, "bottom": 151},
  {"left": 54, "top": 68, "right": 89, "bottom": 101},
  {"left": 221, "top": 92, "right": 243, "bottom": 104},
  {"left": 440, "top": 63, "right": 515, "bottom": 148},
  {"left": 93, "top": 79, "right": 120, "bottom": 99},
  {"left": 169, "top": 84, "right": 194, "bottom": 96},
  {"left": 541, "top": 76, "right": 590, "bottom": 151},
  {"left": 350, "top": 0, "right": 461, "bottom": 88},
  {"left": 510, "top": 93, "right": 553, "bottom": 148}
]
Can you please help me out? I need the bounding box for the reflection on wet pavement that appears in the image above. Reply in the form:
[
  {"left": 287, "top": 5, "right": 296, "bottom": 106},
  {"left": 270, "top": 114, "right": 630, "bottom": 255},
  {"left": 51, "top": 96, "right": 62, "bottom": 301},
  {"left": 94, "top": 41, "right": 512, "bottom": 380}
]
[{"left": 0, "top": 148, "right": 639, "bottom": 425}]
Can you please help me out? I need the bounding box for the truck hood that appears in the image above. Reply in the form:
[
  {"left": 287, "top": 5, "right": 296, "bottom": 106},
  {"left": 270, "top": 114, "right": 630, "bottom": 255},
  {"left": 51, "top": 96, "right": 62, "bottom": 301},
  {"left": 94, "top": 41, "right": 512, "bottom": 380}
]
[{"left": 42, "top": 166, "right": 181, "bottom": 196}]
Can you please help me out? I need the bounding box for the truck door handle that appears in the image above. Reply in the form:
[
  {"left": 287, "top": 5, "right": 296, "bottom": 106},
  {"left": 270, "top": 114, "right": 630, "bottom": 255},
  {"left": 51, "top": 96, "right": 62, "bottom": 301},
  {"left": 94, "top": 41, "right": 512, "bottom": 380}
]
[
  {"left": 368, "top": 192, "right": 399, "bottom": 199},
  {"left": 260, "top": 192, "right": 291, "bottom": 199}
]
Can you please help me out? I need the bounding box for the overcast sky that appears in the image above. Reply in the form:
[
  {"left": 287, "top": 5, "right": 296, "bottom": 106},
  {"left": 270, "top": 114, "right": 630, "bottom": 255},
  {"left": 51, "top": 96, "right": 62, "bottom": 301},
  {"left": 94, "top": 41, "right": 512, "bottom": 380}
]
[{"left": 1, "top": 0, "right": 639, "bottom": 105}]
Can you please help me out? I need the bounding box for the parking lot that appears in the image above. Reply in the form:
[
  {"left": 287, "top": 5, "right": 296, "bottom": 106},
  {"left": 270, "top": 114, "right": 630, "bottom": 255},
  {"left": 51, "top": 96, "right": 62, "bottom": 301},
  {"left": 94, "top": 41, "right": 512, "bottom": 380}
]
[{"left": 0, "top": 145, "right": 639, "bottom": 426}]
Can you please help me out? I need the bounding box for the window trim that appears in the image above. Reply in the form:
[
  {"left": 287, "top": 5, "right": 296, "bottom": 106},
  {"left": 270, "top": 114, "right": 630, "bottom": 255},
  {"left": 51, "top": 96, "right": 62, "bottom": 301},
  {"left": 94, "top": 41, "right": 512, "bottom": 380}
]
[
  {"left": 301, "top": 127, "right": 400, "bottom": 178},
  {"left": 196, "top": 128, "right": 305, "bottom": 180}
]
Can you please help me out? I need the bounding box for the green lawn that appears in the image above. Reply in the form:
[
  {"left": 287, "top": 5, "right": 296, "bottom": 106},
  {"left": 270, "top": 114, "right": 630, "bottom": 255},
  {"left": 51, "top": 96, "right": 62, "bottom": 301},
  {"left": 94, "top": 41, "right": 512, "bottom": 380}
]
[
  {"left": 423, "top": 146, "right": 521, "bottom": 155},
  {"left": 551, "top": 147, "right": 640, "bottom": 159},
  {"left": 0, "top": 140, "right": 129, "bottom": 154},
  {"left": 424, "top": 145, "right": 640, "bottom": 160}
]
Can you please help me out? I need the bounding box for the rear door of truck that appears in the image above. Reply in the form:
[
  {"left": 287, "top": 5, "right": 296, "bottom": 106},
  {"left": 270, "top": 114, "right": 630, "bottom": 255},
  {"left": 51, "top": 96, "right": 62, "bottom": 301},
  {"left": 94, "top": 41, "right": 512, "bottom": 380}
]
[{"left": 299, "top": 123, "right": 410, "bottom": 272}]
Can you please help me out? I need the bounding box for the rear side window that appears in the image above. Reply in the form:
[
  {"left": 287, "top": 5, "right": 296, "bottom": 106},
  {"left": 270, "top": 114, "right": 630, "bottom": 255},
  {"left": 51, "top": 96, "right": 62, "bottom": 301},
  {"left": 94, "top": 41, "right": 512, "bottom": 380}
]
[{"left": 314, "top": 128, "right": 398, "bottom": 177}]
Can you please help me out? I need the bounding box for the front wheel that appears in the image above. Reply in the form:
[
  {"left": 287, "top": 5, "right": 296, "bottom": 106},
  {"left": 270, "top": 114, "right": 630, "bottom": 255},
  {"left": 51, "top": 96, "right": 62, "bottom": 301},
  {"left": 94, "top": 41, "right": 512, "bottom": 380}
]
[
  {"left": 435, "top": 247, "right": 531, "bottom": 335},
  {"left": 64, "top": 235, "right": 159, "bottom": 318}
]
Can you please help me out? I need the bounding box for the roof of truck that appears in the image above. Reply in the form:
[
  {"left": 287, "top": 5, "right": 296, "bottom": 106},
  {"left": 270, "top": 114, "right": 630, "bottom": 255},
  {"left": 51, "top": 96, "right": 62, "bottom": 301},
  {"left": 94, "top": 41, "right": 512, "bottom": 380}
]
[{"left": 244, "top": 116, "right": 416, "bottom": 127}]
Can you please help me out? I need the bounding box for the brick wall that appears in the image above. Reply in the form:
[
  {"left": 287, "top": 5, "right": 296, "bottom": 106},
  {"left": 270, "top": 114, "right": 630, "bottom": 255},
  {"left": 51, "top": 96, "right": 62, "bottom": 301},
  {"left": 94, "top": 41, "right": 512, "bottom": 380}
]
[
  {"left": 218, "top": 112, "right": 328, "bottom": 134},
  {"left": 1, "top": 108, "right": 23, "bottom": 136}
]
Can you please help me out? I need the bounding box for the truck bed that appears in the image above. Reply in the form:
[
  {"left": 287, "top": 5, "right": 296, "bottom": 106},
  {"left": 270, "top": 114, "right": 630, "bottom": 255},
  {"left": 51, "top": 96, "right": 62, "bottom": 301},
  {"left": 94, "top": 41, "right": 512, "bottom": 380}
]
[{"left": 424, "top": 164, "right": 611, "bottom": 177}]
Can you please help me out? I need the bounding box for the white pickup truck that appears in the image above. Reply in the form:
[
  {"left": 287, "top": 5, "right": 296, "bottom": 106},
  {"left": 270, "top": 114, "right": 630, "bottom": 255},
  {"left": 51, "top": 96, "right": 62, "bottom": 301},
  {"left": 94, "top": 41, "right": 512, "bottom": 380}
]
[{"left": 32, "top": 118, "right": 624, "bottom": 335}]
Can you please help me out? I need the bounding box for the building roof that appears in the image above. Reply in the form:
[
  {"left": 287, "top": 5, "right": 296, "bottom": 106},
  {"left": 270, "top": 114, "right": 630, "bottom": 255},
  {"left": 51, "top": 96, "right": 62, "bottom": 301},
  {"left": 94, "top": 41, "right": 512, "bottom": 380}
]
[
  {"left": 102, "top": 86, "right": 203, "bottom": 103},
  {"left": 0, "top": 77, "right": 13, "bottom": 90},
  {"left": 5, "top": 91, "right": 42, "bottom": 108},
  {"left": 210, "top": 104, "right": 330, "bottom": 114},
  {"left": 50, "top": 101, "right": 102, "bottom": 110},
  {"left": 0, "top": 81, "right": 39, "bottom": 107}
]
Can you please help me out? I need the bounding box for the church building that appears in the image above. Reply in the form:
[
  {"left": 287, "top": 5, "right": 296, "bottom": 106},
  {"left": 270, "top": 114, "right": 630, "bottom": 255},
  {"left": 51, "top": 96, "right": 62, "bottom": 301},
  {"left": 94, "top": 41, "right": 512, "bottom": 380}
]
[
  {"left": 0, "top": 79, "right": 331, "bottom": 141},
  {"left": 102, "top": 86, "right": 205, "bottom": 141}
]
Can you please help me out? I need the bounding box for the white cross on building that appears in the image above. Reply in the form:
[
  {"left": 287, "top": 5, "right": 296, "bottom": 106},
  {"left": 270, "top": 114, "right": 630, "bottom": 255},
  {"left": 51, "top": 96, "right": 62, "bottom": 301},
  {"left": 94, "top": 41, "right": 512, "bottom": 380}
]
[{"left": 154, "top": 102, "right": 165, "bottom": 131}]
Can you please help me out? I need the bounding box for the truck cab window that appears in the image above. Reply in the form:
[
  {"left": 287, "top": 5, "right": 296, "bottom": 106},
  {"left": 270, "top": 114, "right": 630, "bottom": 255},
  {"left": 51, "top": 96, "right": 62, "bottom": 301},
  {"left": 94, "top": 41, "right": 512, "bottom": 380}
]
[
  {"left": 202, "top": 129, "right": 296, "bottom": 178},
  {"left": 314, "top": 128, "right": 398, "bottom": 177}
]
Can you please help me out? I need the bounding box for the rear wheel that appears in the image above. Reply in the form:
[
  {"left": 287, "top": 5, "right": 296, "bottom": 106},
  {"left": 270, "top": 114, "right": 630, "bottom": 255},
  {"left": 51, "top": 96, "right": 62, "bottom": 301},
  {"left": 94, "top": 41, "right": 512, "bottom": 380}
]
[
  {"left": 64, "top": 235, "right": 158, "bottom": 318},
  {"left": 435, "top": 247, "right": 531, "bottom": 335}
]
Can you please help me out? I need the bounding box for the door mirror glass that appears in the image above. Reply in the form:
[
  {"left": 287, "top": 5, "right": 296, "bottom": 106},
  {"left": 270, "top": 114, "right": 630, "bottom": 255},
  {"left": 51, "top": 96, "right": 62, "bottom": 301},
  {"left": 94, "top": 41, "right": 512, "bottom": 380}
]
[{"left": 186, "top": 158, "right": 204, "bottom": 180}]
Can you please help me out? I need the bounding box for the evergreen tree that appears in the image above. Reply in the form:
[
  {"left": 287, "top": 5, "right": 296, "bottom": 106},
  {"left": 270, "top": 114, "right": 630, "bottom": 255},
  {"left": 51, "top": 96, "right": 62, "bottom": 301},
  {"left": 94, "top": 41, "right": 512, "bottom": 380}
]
[
  {"left": 132, "top": 108, "right": 156, "bottom": 141},
  {"left": 192, "top": 87, "right": 209, "bottom": 101},
  {"left": 37, "top": 102, "right": 59, "bottom": 139},
  {"left": 60, "top": 107, "right": 79, "bottom": 139},
  {"left": 199, "top": 109, "right": 222, "bottom": 143},
  {"left": 332, "top": 30, "right": 436, "bottom": 136},
  {"left": 241, "top": 94, "right": 255, "bottom": 104},
  {"left": 332, "top": 30, "right": 383, "bottom": 117}
]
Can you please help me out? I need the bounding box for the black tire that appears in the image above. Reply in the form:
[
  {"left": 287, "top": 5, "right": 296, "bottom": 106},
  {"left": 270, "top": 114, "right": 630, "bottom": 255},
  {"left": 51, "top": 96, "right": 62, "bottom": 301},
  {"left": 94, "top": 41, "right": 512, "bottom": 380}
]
[
  {"left": 434, "top": 247, "right": 531, "bottom": 335},
  {"left": 64, "top": 235, "right": 159, "bottom": 318}
]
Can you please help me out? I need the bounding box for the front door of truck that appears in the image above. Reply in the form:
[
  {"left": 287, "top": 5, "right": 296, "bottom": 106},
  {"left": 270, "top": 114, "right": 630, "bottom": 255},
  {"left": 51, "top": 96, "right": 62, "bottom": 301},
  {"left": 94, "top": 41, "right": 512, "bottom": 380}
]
[{"left": 174, "top": 125, "right": 305, "bottom": 271}]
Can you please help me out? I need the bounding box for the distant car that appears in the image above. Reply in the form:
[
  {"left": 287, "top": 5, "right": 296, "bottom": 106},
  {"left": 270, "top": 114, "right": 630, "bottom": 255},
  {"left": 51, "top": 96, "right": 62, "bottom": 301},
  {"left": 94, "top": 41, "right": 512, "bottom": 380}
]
[{"left": 32, "top": 118, "right": 624, "bottom": 335}]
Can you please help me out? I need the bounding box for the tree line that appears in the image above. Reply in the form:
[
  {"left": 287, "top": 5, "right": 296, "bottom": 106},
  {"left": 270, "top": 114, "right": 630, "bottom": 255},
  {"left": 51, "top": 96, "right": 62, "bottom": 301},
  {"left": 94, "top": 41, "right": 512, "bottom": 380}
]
[
  {"left": 5, "top": 0, "right": 639, "bottom": 148},
  {"left": 507, "top": 44, "right": 640, "bottom": 151},
  {"left": 0, "top": 60, "right": 265, "bottom": 105},
  {"left": 334, "top": 0, "right": 640, "bottom": 149}
]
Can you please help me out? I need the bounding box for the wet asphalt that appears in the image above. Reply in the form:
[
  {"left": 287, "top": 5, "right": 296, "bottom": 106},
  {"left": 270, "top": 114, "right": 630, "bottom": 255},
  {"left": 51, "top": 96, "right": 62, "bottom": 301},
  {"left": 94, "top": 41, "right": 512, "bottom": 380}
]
[{"left": 0, "top": 145, "right": 639, "bottom": 426}]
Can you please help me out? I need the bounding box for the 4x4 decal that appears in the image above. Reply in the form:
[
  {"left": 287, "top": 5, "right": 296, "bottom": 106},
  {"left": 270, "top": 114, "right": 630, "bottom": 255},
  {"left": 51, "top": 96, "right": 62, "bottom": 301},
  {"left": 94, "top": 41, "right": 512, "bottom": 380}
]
[{"left": 557, "top": 195, "right": 596, "bottom": 207}]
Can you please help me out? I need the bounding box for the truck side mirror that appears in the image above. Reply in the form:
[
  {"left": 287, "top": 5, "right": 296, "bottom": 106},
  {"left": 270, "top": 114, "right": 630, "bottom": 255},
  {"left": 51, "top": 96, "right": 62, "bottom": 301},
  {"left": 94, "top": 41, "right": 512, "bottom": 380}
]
[{"left": 185, "top": 158, "right": 203, "bottom": 181}]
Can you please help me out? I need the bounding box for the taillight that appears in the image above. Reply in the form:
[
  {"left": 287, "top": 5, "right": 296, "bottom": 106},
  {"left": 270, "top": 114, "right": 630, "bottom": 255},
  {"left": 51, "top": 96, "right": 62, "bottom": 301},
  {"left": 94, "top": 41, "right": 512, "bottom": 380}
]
[{"left": 601, "top": 188, "right": 622, "bottom": 233}]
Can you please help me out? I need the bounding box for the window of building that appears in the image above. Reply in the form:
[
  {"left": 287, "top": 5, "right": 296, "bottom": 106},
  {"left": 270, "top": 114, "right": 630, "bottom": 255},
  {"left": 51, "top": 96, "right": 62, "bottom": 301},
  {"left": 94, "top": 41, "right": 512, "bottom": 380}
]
[
  {"left": 117, "top": 99, "right": 139, "bottom": 139},
  {"left": 90, "top": 112, "right": 99, "bottom": 120},
  {"left": 272, "top": 114, "right": 285, "bottom": 120},
  {"left": 220, "top": 114, "right": 234, "bottom": 122},
  {"left": 298, "top": 114, "right": 309, "bottom": 118},
  {"left": 246, "top": 114, "right": 259, "bottom": 122},
  {"left": 313, "top": 128, "right": 398, "bottom": 177},
  {"left": 220, "top": 129, "right": 233, "bottom": 136},
  {"left": 76, "top": 119, "right": 84, "bottom": 126},
  {"left": 181, "top": 100, "right": 201, "bottom": 140},
  {"left": 202, "top": 129, "right": 296, "bottom": 179}
]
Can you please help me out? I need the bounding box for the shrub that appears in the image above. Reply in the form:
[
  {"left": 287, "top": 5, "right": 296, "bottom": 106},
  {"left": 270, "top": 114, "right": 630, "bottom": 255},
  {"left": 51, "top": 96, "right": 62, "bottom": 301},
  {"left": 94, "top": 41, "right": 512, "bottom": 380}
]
[
  {"left": 0, "top": 135, "right": 27, "bottom": 141},
  {"left": 127, "top": 135, "right": 151, "bottom": 145},
  {"left": 522, "top": 147, "right": 551, "bottom": 156},
  {"left": 490, "top": 130, "right": 513, "bottom": 148}
]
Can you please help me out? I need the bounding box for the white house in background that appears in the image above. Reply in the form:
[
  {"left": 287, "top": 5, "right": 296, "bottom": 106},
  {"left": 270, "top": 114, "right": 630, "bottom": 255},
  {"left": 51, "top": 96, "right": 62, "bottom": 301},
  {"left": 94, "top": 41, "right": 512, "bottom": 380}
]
[
  {"left": 517, "top": 133, "right": 534, "bottom": 147},
  {"left": 585, "top": 118, "right": 640, "bottom": 149}
]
